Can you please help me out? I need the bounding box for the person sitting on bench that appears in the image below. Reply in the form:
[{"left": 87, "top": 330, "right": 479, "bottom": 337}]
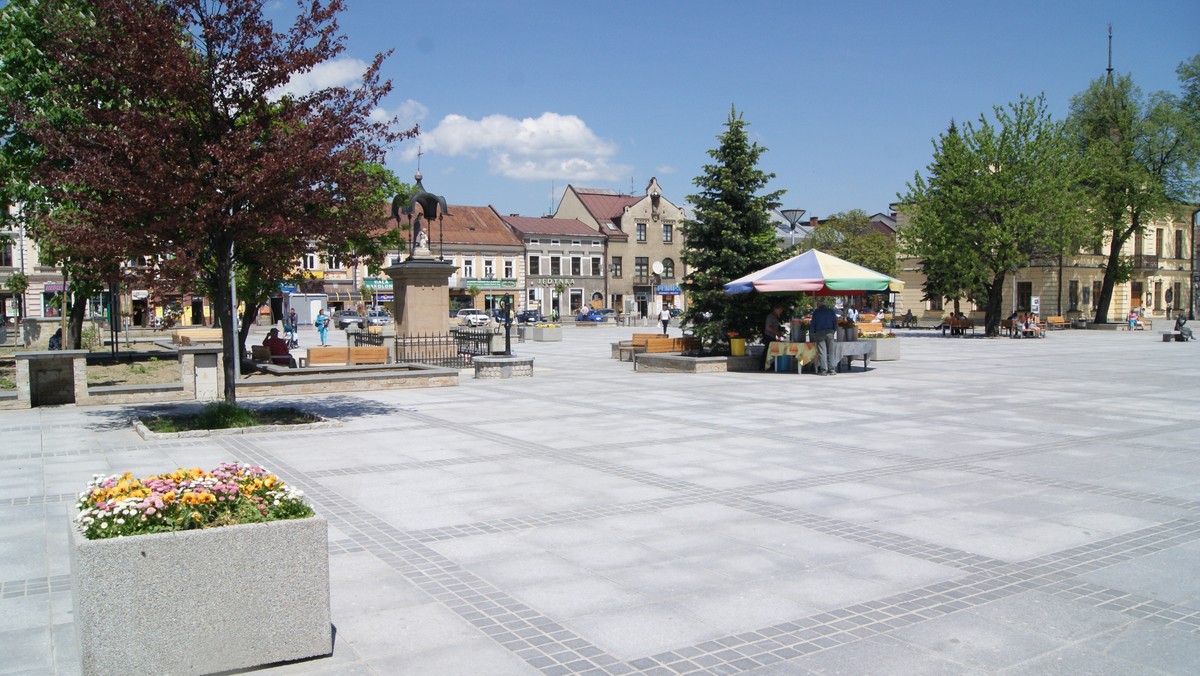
[
  {"left": 1175, "top": 316, "right": 1193, "bottom": 342},
  {"left": 262, "top": 328, "right": 297, "bottom": 367}
]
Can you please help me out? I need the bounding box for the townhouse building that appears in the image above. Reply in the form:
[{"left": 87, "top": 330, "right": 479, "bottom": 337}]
[
  {"left": 501, "top": 215, "right": 606, "bottom": 317},
  {"left": 553, "top": 177, "right": 687, "bottom": 317}
]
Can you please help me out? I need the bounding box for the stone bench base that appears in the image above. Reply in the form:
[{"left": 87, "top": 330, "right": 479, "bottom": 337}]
[{"left": 473, "top": 355, "right": 534, "bottom": 379}]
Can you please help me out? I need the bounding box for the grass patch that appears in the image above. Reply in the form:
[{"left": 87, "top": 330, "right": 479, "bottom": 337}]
[
  {"left": 0, "top": 375, "right": 14, "bottom": 390},
  {"left": 143, "top": 402, "right": 320, "bottom": 433}
]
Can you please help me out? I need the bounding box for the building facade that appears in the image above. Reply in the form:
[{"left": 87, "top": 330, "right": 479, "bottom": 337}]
[
  {"left": 554, "top": 178, "right": 687, "bottom": 317},
  {"left": 893, "top": 205, "right": 1199, "bottom": 322},
  {"left": 502, "top": 215, "right": 606, "bottom": 317}
]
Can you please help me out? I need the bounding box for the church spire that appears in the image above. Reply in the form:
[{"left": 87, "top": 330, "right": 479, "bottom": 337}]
[{"left": 1105, "top": 23, "right": 1113, "bottom": 86}]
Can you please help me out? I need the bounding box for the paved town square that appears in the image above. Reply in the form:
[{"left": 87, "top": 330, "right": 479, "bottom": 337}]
[{"left": 2, "top": 325, "right": 1199, "bottom": 675}]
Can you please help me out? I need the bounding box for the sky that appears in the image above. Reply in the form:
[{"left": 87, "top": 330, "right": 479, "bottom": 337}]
[{"left": 267, "top": 0, "right": 1199, "bottom": 220}]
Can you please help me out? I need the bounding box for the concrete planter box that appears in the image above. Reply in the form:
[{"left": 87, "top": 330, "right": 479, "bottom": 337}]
[
  {"left": 864, "top": 338, "right": 900, "bottom": 361},
  {"left": 529, "top": 326, "right": 562, "bottom": 342},
  {"left": 70, "top": 515, "right": 331, "bottom": 676}
]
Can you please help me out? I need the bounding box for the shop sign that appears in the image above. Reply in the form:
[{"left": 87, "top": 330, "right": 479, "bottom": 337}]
[
  {"left": 656, "top": 285, "right": 682, "bottom": 295},
  {"left": 364, "top": 278, "right": 393, "bottom": 291},
  {"left": 463, "top": 278, "right": 518, "bottom": 288},
  {"left": 131, "top": 290, "right": 149, "bottom": 300},
  {"left": 533, "top": 277, "right": 576, "bottom": 287}
]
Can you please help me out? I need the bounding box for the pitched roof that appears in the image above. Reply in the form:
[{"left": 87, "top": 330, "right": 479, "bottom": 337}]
[
  {"left": 388, "top": 204, "right": 522, "bottom": 247},
  {"left": 501, "top": 215, "right": 600, "bottom": 238},
  {"left": 574, "top": 189, "right": 642, "bottom": 227}
]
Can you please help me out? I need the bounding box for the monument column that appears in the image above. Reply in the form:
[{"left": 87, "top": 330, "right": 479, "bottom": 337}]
[{"left": 384, "top": 258, "right": 456, "bottom": 335}]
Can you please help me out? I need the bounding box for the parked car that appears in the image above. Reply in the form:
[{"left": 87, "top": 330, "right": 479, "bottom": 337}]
[
  {"left": 364, "top": 310, "right": 391, "bottom": 327},
  {"left": 516, "top": 309, "right": 545, "bottom": 324},
  {"left": 456, "top": 308, "right": 489, "bottom": 327},
  {"left": 334, "top": 310, "right": 363, "bottom": 329},
  {"left": 598, "top": 308, "right": 618, "bottom": 320},
  {"left": 576, "top": 309, "right": 605, "bottom": 322}
]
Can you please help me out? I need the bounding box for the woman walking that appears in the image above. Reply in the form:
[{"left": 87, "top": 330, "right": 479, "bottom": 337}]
[{"left": 315, "top": 309, "right": 330, "bottom": 346}]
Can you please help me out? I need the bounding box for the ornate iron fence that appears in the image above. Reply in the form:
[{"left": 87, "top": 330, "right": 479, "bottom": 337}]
[{"left": 389, "top": 331, "right": 491, "bottom": 369}]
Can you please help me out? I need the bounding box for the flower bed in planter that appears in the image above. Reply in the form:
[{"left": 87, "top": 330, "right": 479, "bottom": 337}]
[
  {"left": 69, "top": 464, "right": 331, "bottom": 675},
  {"left": 862, "top": 336, "right": 901, "bottom": 361},
  {"left": 529, "top": 325, "right": 562, "bottom": 341}
]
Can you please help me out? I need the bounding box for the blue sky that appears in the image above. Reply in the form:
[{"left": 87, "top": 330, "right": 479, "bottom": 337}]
[{"left": 270, "top": 0, "right": 1199, "bottom": 220}]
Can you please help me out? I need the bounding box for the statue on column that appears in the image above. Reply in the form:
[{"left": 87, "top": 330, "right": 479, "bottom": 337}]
[{"left": 391, "top": 172, "right": 449, "bottom": 260}]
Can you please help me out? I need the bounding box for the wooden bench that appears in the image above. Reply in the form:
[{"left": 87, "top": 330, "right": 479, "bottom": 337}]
[
  {"left": 349, "top": 346, "right": 387, "bottom": 365},
  {"left": 618, "top": 333, "right": 661, "bottom": 361},
  {"left": 943, "top": 317, "right": 975, "bottom": 336},
  {"left": 855, "top": 321, "right": 884, "bottom": 335},
  {"left": 306, "top": 347, "right": 348, "bottom": 366},
  {"left": 173, "top": 328, "right": 223, "bottom": 345},
  {"left": 250, "top": 345, "right": 272, "bottom": 363},
  {"left": 1045, "top": 315, "right": 1069, "bottom": 330}
]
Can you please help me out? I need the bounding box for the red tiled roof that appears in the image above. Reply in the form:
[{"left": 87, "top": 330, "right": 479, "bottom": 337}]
[
  {"left": 575, "top": 191, "right": 641, "bottom": 226},
  {"left": 384, "top": 204, "right": 522, "bottom": 247},
  {"left": 501, "top": 215, "right": 599, "bottom": 238}
]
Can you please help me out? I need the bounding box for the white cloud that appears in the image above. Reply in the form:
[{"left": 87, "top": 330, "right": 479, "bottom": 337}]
[
  {"left": 655, "top": 165, "right": 677, "bottom": 175},
  {"left": 271, "top": 57, "right": 370, "bottom": 99},
  {"left": 406, "top": 112, "right": 630, "bottom": 181},
  {"left": 369, "top": 99, "right": 428, "bottom": 128}
]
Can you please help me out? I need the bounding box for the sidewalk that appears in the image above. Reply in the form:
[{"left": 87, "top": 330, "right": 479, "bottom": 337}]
[{"left": 2, "top": 325, "right": 1198, "bottom": 674}]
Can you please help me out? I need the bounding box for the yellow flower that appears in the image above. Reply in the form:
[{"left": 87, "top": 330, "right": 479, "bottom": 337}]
[{"left": 190, "top": 511, "right": 202, "bottom": 523}]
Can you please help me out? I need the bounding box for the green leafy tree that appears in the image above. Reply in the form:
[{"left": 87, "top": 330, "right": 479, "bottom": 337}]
[
  {"left": 10, "top": 0, "right": 416, "bottom": 402},
  {"left": 901, "top": 96, "right": 1086, "bottom": 336},
  {"left": 1069, "top": 66, "right": 1200, "bottom": 323},
  {"left": 797, "top": 209, "right": 897, "bottom": 277},
  {"left": 681, "top": 106, "right": 784, "bottom": 346}
]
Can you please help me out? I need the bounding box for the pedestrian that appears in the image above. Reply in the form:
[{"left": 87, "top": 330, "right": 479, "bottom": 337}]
[
  {"left": 810, "top": 300, "right": 838, "bottom": 375},
  {"left": 659, "top": 306, "right": 672, "bottom": 335},
  {"left": 762, "top": 305, "right": 785, "bottom": 371},
  {"left": 315, "top": 308, "right": 330, "bottom": 346}
]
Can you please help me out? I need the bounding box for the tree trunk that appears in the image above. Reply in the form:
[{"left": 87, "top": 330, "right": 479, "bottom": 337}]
[
  {"left": 213, "top": 237, "right": 237, "bottom": 405},
  {"left": 67, "top": 289, "right": 88, "bottom": 350},
  {"left": 1094, "top": 215, "right": 1139, "bottom": 324},
  {"left": 238, "top": 300, "right": 258, "bottom": 357},
  {"left": 984, "top": 272, "right": 1006, "bottom": 337}
]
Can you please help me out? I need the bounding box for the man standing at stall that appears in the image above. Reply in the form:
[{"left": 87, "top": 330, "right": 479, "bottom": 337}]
[{"left": 810, "top": 300, "right": 838, "bottom": 376}]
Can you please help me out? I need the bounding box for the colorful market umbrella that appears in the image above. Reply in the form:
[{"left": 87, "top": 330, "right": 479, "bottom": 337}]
[{"left": 723, "top": 249, "right": 904, "bottom": 296}]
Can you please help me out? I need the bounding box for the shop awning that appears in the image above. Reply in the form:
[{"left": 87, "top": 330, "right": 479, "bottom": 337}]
[{"left": 326, "top": 290, "right": 364, "bottom": 302}]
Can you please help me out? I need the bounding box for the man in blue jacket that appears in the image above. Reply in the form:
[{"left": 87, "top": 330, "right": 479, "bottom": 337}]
[{"left": 810, "top": 301, "right": 838, "bottom": 375}]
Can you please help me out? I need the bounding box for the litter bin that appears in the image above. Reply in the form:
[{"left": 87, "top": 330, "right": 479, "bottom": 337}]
[
  {"left": 775, "top": 355, "right": 795, "bottom": 373},
  {"left": 730, "top": 338, "right": 746, "bottom": 356}
]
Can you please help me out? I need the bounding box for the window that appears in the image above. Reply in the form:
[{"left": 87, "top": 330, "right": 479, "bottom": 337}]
[
  {"left": 302, "top": 253, "right": 317, "bottom": 270},
  {"left": 611, "top": 256, "right": 622, "bottom": 278},
  {"left": 529, "top": 238, "right": 540, "bottom": 245},
  {"left": 0, "top": 238, "right": 12, "bottom": 267},
  {"left": 1154, "top": 280, "right": 1163, "bottom": 310},
  {"left": 570, "top": 257, "right": 582, "bottom": 276},
  {"left": 503, "top": 258, "right": 514, "bottom": 278},
  {"left": 527, "top": 255, "right": 540, "bottom": 276},
  {"left": 483, "top": 258, "right": 495, "bottom": 280},
  {"left": 591, "top": 257, "right": 602, "bottom": 276},
  {"left": 1155, "top": 229, "right": 1164, "bottom": 257},
  {"left": 662, "top": 224, "right": 673, "bottom": 243},
  {"left": 326, "top": 254, "right": 341, "bottom": 269},
  {"left": 591, "top": 240, "right": 601, "bottom": 247},
  {"left": 928, "top": 296, "right": 943, "bottom": 311},
  {"left": 550, "top": 257, "right": 561, "bottom": 275},
  {"left": 1068, "top": 280, "right": 1079, "bottom": 312},
  {"left": 1017, "top": 282, "right": 1032, "bottom": 312},
  {"left": 634, "top": 257, "right": 649, "bottom": 280},
  {"left": 550, "top": 239, "right": 560, "bottom": 246},
  {"left": 571, "top": 240, "right": 581, "bottom": 247},
  {"left": 1091, "top": 281, "right": 1102, "bottom": 310},
  {"left": 662, "top": 258, "right": 675, "bottom": 279},
  {"left": 1172, "top": 282, "right": 1183, "bottom": 310},
  {"left": 462, "top": 257, "right": 474, "bottom": 279},
  {"left": 1176, "top": 231, "right": 1185, "bottom": 259},
  {"left": 636, "top": 223, "right": 647, "bottom": 242}
]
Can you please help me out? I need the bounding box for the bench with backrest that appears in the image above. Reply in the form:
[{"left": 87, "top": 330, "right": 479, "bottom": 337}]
[
  {"left": 304, "top": 346, "right": 388, "bottom": 367},
  {"left": 250, "top": 345, "right": 272, "bottom": 363},
  {"left": 173, "top": 328, "right": 223, "bottom": 345},
  {"left": 349, "top": 346, "right": 388, "bottom": 365},
  {"left": 855, "top": 321, "right": 884, "bottom": 335},
  {"left": 943, "top": 317, "right": 975, "bottom": 336},
  {"left": 618, "top": 333, "right": 661, "bottom": 361},
  {"left": 1045, "top": 315, "right": 1069, "bottom": 330}
]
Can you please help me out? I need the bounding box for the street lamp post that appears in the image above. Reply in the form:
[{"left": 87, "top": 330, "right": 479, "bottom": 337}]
[{"left": 780, "top": 209, "right": 806, "bottom": 249}]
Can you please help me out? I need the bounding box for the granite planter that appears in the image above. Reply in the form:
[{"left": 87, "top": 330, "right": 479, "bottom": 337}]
[
  {"left": 865, "top": 338, "right": 900, "bottom": 361},
  {"left": 529, "top": 326, "right": 562, "bottom": 342},
  {"left": 70, "top": 515, "right": 331, "bottom": 676}
]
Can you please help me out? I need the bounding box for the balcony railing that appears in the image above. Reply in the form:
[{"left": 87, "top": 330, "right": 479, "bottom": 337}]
[
  {"left": 632, "top": 275, "right": 651, "bottom": 285},
  {"left": 1131, "top": 254, "right": 1158, "bottom": 270}
]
